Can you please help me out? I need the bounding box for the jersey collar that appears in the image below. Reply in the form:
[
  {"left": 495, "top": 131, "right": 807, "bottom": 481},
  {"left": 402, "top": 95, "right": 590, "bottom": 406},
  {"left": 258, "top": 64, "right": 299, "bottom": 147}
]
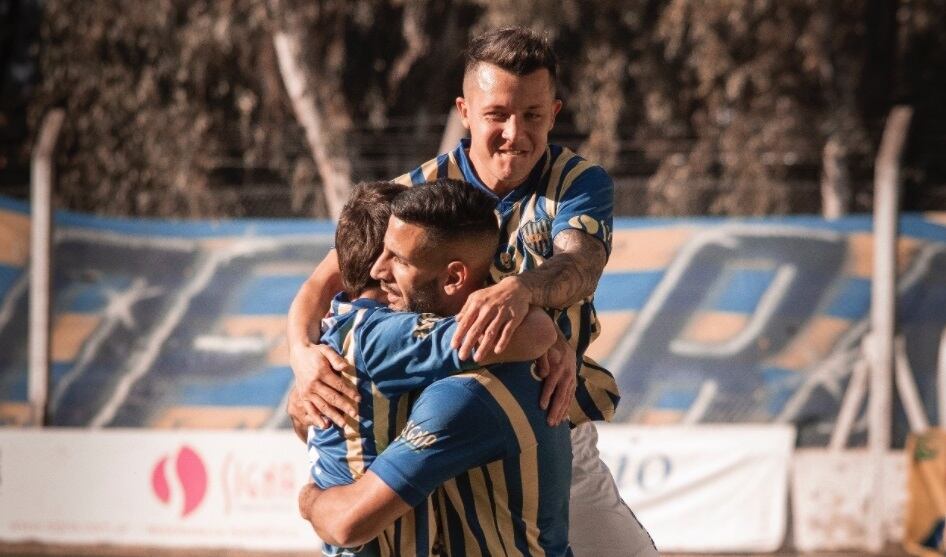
[
  {"left": 329, "top": 292, "right": 386, "bottom": 315},
  {"left": 454, "top": 139, "right": 551, "bottom": 206}
]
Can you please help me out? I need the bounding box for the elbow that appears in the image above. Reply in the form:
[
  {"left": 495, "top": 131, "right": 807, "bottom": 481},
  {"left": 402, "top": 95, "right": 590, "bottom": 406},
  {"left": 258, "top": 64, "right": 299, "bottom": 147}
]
[
  {"left": 536, "top": 318, "right": 557, "bottom": 355},
  {"left": 316, "top": 510, "right": 375, "bottom": 549},
  {"left": 524, "top": 309, "right": 557, "bottom": 359}
]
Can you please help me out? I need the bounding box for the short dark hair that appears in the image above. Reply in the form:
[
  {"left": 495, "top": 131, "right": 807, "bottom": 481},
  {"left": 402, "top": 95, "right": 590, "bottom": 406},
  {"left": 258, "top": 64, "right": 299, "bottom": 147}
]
[
  {"left": 390, "top": 179, "right": 498, "bottom": 248},
  {"left": 465, "top": 26, "right": 558, "bottom": 86},
  {"left": 335, "top": 181, "right": 406, "bottom": 296}
]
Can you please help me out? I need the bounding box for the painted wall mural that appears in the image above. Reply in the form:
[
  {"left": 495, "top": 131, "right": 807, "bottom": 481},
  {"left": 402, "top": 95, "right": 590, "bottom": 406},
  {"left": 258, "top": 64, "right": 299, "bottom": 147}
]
[{"left": 1, "top": 197, "right": 944, "bottom": 446}]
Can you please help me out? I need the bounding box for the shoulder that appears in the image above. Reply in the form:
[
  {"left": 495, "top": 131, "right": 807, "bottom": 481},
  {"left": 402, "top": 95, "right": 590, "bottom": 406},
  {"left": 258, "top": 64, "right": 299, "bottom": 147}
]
[
  {"left": 554, "top": 147, "right": 611, "bottom": 186},
  {"left": 395, "top": 150, "right": 456, "bottom": 186},
  {"left": 407, "top": 374, "right": 508, "bottom": 430},
  {"left": 413, "top": 375, "right": 492, "bottom": 414},
  {"left": 542, "top": 146, "right": 612, "bottom": 205},
  {"left": 445, "top": 369, "right": 542, "bottom": 443},
  {"left": 319, "top": 306, "right": 364, "bottom": 346},
  {"left": 358, "top": 308, "right": 455, "bottom": 336}
]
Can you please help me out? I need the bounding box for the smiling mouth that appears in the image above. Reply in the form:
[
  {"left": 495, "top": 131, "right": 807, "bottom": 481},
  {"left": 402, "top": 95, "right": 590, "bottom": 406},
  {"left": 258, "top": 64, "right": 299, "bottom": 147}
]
[{"left": 498, "top": 149, "right": 528, "bottom": 156}]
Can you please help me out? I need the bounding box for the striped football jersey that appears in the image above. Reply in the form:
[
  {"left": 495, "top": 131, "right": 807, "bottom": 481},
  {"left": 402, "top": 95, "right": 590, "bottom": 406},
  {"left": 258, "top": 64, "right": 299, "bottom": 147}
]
[
  {"left": 309, "top": 294, "right": 480, "bottom": 556},
  {"left": 370, "top": 366, "right": 574, "bottom": 557},
  {"left": 394, "top": 139, "right": 620, "bottom": 423}
]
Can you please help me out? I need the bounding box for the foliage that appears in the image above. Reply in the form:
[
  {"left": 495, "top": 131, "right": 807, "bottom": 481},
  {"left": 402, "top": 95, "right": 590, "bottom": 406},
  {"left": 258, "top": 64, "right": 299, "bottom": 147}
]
[{"left": 20, "top": 0, "right": 946, "bottom": 217}]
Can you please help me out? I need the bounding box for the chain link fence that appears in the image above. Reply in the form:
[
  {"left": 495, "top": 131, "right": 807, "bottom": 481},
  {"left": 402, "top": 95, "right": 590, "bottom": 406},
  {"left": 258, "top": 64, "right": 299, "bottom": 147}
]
[{"left": 3, "top": 113, "right": 946, "bottom": 218}]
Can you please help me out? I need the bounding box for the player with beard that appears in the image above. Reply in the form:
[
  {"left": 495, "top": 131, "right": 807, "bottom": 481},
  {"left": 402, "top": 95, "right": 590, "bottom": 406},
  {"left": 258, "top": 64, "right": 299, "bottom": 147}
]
[
  {"left": 290, "top": 27, "right": 656, "bottom": 557},
  {"left": 296, "top": 179, "right": 567, "bottom": 556}
]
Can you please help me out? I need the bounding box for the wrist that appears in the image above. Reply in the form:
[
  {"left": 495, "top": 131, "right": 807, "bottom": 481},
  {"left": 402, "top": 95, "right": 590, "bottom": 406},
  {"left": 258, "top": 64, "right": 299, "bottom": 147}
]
[
  {"left": 289, "top": 336, "right": 315, "bottom": 353},
  {"left": 503, "top": 275, "right": 532, "bottom": 305}
]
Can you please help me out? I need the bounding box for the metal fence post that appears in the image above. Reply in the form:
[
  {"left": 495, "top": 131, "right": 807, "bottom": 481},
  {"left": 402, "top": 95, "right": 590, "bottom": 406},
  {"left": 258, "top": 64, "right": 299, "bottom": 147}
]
[{"left": 29, "top": 109, "right": 65, "bottom": 427}]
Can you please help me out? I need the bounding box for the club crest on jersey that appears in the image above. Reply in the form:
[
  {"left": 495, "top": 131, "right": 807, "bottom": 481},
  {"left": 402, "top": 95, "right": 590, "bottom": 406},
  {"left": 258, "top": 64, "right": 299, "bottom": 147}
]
[
  {"left": 412, "top": 313, "right": 440, "bottom": 339},
  {"left": 520, "top": 218, "right": 553, "bottom": 258}
]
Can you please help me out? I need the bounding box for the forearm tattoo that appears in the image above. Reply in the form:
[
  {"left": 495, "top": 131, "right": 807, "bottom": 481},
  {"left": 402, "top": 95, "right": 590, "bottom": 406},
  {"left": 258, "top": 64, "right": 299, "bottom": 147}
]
[{"left": 517, "top": 229, "right": 607, "bottom": 309}]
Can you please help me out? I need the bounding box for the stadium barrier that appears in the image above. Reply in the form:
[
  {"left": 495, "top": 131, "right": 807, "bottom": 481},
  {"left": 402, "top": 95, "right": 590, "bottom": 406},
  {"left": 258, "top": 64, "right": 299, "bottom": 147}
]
[
  {"left": 597, "top": 424, "right": 794, "bottom": 552},
  {"left": 0, "top": 425, "right": 793, "bottom": 553},
  {"left": 0, "top": 429, "right": 315, "bottom": 551},
  {"left": 3, "top": 197, "right": 946, "bottom": 551}
]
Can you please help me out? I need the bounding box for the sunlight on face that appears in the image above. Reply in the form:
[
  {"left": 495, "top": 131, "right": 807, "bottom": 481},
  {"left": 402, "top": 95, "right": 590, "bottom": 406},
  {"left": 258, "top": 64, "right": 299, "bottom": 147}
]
[
  {"left": 457, "top": 63, "right": 562, "bottom": 195},
  {"left": 369, "top": 216, "right": 445, "bottom": 314}
]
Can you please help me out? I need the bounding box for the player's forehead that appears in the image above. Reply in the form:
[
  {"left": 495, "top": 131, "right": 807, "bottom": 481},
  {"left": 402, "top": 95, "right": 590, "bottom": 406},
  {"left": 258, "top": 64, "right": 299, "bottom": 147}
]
[
  {"left": 463, "top": 63, "right": 555, "bottom": 107},
  {"left": 385, "top": 216, "right": 429, "bottom": 260}
]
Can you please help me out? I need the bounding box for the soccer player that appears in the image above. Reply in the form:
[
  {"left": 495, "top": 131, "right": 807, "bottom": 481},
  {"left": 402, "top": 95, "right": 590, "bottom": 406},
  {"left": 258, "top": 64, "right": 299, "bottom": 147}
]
[
  {"left": 289, "top": 27, "right": 657, "bottom": 557},
  {"left": 299, "top": 179, "right": 573, "bottom": 556},
  {"left": 294, "top": 179, "right": 561, "bottom": 555}
]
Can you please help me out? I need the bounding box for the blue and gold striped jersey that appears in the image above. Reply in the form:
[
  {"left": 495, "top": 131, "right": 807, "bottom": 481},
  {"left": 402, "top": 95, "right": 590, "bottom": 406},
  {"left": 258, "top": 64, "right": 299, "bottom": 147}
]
[
  {"left": 395, "top": 139, "right": 620, "bottom": 424},
  {"left": 371, "top": 367, "right": 574, "bottom": 557},
  {"left": 309, "top": 293, "right": 478, "bottom": 556}
]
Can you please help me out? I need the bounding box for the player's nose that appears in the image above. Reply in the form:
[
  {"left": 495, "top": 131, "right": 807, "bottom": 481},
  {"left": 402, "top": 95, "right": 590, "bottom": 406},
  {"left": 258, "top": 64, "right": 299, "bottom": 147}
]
[
  {"left": 369, "top": 252, "right": 390, "bottom": 280},
  {"left": 501, "top": 115, "right": 520, "bottom": 143}
]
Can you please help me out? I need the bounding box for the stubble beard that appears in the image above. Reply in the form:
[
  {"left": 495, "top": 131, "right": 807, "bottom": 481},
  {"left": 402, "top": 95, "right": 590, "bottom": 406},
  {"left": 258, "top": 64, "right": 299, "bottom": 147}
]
[{"left": 405, "top": 276, "right": 445, "bottom": 315}]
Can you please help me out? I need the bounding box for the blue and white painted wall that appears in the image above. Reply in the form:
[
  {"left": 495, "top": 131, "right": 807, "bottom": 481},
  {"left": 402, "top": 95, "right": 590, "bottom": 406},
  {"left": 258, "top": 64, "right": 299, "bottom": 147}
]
[{"left": 1, "top": 196, "right": 944, "bottom": 446}]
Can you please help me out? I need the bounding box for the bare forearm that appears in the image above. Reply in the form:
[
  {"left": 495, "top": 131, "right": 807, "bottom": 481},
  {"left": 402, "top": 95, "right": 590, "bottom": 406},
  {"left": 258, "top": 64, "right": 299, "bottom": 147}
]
[
  {"left": 288, "top": 251, "right": 342, "bottom": 349},
  {"left": 306, "top": 487, "right": 368, "bottom": 547},
  {"left": 516, "top": 231, "right": 606, "bottom": 309},
  {"left": 300, "top": 473, "right": 410, "bottom": 548}
]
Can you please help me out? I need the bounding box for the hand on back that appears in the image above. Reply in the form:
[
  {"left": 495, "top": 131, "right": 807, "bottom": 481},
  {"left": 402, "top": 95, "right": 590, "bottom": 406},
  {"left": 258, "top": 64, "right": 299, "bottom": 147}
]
[{"left": 288, "top": 342, "right": 360, "bottom": 429}]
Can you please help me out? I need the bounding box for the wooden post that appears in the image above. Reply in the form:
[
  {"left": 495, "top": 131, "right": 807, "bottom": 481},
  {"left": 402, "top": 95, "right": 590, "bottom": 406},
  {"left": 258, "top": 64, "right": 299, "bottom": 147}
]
[
  {"left": 29, "top": 109, "right": 65, "bottom": 427},
  {"left": 820, "top": 134, "right": 851, "bottom": 219},
  {"left": 866, "top": 105, "right": 912, "bottom": 552}
]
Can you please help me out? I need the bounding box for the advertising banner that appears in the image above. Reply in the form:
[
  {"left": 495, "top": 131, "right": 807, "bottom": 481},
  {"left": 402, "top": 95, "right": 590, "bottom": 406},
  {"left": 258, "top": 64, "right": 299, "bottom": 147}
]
[
  {"left": 791, "top": 448, "right": 906, "bottom": 552},
  {"left": 596, "top": 424, "right": 795, "bottom": 553},
  {"left": 0, "top": 429, "right": 318, "bottom": 551}
]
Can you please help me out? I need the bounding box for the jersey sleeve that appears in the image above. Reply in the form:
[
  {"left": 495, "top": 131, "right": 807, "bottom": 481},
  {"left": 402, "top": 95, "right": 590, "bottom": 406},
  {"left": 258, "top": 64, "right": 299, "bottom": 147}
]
[
  {"left": 394, "top": 152, "right": 447, "bottom": 186},
  {"left": 551, "top": 164, "right": 614, "bottom": 257},
  {"left": 392, "top": 172, "right": 414, "bottom": 186},
  {"left": 355, "top": 310, "right": 480, "bottom": 397},
  {"left": 368, "top": 378, "right": 515, "bottom": 507}
]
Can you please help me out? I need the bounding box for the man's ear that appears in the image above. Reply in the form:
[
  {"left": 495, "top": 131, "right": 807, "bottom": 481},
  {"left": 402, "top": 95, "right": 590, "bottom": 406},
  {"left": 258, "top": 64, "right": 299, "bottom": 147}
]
[
  {"left": 549, "top": 98, "right": 563, "bottom": 130},
  {"left": 456, "top": 97, "right": 471, "bottom": 130},
  {"left": 443, "top": 260, "right": 469, "bottom": 295}
]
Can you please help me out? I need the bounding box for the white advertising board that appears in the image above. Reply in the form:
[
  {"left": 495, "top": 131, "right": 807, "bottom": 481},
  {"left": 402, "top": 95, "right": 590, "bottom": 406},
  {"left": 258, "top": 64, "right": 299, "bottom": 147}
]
[
  {"left": 791, "top": 449, "right": 906, "bottom": 552},
  {"left": 596, "top": 424, "right": 795, "bottom": 553},
  {"left": 0, "top": 429, "right": 318, "bottom": 551}
]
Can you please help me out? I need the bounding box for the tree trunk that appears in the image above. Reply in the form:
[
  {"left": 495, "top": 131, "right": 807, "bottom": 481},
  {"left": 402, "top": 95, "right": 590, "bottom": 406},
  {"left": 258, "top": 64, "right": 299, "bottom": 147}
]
[
  {"left": 820, "top": 134, "right": 850, "bottom": 219},
  {"left": 271, "top": 28, "right": 351, "bottom": 220}
]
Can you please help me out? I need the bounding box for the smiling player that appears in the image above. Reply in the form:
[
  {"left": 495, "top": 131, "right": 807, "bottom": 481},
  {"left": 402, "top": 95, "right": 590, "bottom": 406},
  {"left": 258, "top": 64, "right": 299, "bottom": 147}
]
[{"left": 288, "top": 27, "right": 657, "bottom": 557}]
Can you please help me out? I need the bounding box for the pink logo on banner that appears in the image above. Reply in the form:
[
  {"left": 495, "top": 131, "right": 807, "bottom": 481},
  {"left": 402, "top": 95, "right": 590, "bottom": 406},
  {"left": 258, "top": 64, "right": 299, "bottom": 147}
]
[{"left": 151, "top": 445, "right": 208, "bottom": 517}]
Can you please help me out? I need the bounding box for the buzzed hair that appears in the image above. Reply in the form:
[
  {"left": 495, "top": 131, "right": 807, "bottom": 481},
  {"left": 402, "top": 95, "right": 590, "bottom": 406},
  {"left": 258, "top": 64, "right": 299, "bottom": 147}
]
[
  {"left": 335, "top": 181, "right": 407, "bottom": 296},
  {"left": 464, "top": 26, "right": 558, "bottom": 87},
  {"left": 390, "top": 179, "right": 499, "bottom": 250}
]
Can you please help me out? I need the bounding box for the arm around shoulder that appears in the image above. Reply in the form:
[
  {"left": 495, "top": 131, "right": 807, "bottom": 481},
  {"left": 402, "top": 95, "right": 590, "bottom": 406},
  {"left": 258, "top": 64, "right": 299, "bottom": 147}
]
[
  {"left": 299, "top": 472, "right": 411, "bottom": 548},
  {"left": 287, "top": 250, "right": 343, "bottom": 352}
]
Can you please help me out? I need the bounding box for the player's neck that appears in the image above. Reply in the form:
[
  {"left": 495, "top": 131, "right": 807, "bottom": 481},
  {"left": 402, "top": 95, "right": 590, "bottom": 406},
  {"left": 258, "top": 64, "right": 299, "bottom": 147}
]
[{"left": 354, "top": 286, "right": 388, "bottom": 305}]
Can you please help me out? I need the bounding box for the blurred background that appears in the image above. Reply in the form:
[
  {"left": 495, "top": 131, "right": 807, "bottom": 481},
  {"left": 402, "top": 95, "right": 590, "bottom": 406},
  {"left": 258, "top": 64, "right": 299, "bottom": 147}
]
[
  {"left": 3, "top": 0, "right": 946, "bottom": 218},
  {"left": 2, "top": 1, "right": 946, "bottom": 555}
]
